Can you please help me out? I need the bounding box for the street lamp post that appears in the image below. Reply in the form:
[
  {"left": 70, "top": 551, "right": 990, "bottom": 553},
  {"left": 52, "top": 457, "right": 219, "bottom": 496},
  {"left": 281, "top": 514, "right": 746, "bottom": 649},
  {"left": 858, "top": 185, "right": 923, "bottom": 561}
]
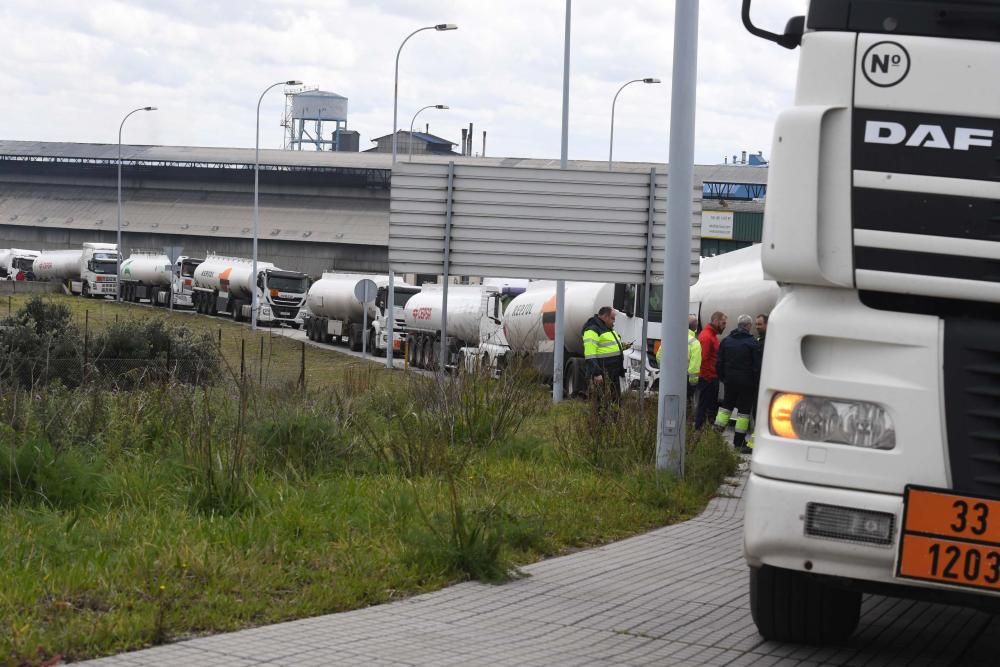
[
  {"left": 391, "top": 23, "right": 457, "bottom": 165},
  {"left": 387, "top": 22, "right": 456, "bottom": 370},
  {"left": 117, "top": 106, "right": 157, "bottom": 301},
  {"left": 252, "top": 80, "right": 302, "bottom": 331},
  {"left": 409, "top": 104, "right": 449, "bottom": 161},
  {"left": 608, "top": 78, "right": 661, "bottom": 171}
]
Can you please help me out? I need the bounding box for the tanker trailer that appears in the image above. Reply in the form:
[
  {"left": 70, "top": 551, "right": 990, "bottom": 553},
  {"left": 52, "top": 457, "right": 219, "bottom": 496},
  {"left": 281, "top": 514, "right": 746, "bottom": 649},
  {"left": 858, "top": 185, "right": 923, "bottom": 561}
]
[
  {"left": 119, "top": 251, "right": 172, "bottom": 305},
  {"left": 402, "top": 284, "right": 503, "bottom": 371},
  {"left": 33, "top": 248, "right": 85, "bottom": 294},
  {"left": 192, "top": 254, "right": 307, "bottom": 327},
  {"left": 303, "top": 274, "right": 382, "bottom": 350}
]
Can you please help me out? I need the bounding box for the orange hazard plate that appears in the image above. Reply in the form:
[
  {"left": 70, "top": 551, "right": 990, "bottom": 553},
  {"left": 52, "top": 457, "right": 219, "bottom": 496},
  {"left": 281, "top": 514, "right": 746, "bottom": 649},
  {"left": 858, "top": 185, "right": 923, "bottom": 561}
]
[{"left": 897, "top": 486, "right": 1000, "bottom": 592}]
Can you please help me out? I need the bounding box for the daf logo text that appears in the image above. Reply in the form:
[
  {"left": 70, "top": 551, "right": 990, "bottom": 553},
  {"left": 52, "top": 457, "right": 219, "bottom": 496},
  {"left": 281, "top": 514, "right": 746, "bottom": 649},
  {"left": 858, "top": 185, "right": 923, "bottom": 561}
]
[{"left": 864, "top": 120, "right": 994, "bottom": 151}]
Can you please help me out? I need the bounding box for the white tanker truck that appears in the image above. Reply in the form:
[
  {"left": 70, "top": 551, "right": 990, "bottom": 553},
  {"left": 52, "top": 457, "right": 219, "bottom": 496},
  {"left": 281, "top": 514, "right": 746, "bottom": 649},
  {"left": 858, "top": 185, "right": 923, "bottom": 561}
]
[
  {"left": 191, "top": 254, "right": 308, "bottom": 327},
  {"left": 119, "top": 251, "right": 204, "bottom": 308},
  {"left": 32, "top": 243, "right": 119, "bottom": 297},
  {"left": 402, "top": 284, "right": 524, "bottom": 370},
  {"left": 303, "top": 274, "right": 420, "bottom": 354},
  {"left": 0, "top": 248, "right": 39, "bottom": 279}
]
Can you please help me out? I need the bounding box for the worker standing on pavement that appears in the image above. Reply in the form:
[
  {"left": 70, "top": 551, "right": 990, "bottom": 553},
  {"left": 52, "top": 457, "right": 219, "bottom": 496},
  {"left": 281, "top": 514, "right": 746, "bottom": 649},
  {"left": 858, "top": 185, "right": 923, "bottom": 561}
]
[
  {"left": 714, "top": 314, "right": 762, "bottom": 453},
  {"left": 694, "top": 311, "right": 727, "bottom": 429},
  {"left": 583, "top": 306, "right": 626, "bottom": 418},
  {"left": 657, "top": 314, "right": 701, "bottom": 405}
]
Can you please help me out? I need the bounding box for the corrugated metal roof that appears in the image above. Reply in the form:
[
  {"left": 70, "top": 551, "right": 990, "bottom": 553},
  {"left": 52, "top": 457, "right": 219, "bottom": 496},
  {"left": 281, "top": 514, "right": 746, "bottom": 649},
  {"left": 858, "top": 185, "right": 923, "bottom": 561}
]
[
  {"left": 0, "top": 189, "right": 386, "bottom": 246},
  {"left": 410, "top": 132, "right": 456, "bottom": 146},
  {"left": 0, "top": 141, "right": 769, "bottom": 183}
]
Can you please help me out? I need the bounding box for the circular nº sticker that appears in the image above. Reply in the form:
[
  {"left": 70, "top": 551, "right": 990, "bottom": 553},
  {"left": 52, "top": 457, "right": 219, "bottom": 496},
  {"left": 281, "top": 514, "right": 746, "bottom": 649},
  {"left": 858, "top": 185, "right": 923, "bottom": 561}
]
[{"left": 861, "top": 41, "right": 911, "bottom": 88}]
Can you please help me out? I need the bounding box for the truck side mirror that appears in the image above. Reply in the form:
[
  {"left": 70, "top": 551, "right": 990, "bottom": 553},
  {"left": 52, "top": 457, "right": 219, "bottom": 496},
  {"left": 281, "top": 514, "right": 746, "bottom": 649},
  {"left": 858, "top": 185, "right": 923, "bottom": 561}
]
[{"left": 741, "top": 0, "right": 803, "bottom": 50}]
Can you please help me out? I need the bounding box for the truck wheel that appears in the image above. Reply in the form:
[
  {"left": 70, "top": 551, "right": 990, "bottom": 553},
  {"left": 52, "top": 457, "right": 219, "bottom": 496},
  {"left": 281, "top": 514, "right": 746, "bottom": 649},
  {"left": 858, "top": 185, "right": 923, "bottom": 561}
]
[
  {"left": 407, "top": 336, "right": 418, "bottom": 366},
  {"left": 426, "top": 338, "right": 437, "bottom": 370},
  {"left": 348, "top": 324, "right": 362, "bottom": 351},
  {"left": 81, "top": 282, "right": 91, "bottom": 298},
  {"left": 565, "top": 358, "right": 580, "bottom": 398},
  {"left": 231, "top": 299, "right": 242, "bottom": 322},
  {"left": 750, "top": 565, "right": 861, "bottom": 644},
  {"left": 289, "top": 322, "right": 300, "bottom": 330},
  {"left": 369, "top": 330, "right": 378, "bottom": 356}
]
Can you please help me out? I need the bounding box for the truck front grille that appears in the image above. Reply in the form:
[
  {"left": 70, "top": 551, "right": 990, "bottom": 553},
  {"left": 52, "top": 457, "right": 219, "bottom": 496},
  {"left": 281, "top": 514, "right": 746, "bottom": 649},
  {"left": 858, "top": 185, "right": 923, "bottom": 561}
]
[{"left": 944, "top": 318, "right": 1000, "bottom": 496}]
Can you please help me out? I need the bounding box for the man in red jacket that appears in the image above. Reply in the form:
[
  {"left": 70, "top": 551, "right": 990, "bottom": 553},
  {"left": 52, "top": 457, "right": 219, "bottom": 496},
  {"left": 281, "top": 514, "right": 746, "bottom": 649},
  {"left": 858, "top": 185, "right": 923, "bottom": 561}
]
[{"left": 694, "top": 311, "right": 727, "bottom": 429}]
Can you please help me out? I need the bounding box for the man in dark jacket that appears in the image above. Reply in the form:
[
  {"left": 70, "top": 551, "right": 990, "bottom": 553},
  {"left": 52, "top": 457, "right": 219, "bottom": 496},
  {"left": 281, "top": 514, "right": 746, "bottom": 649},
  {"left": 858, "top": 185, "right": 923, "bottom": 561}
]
[
  {"left": 582, "top": 307, "right": 626, "bottom": 415},
  {"left": 714, "top": 314, "right": 762, "bottom": 452}
]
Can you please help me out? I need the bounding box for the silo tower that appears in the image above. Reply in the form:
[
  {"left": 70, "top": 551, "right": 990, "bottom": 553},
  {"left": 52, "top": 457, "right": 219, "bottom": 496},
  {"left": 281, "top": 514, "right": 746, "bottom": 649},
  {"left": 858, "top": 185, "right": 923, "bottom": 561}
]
[{"left": 282, "top": 90, "right": 354, "bottom": 151}]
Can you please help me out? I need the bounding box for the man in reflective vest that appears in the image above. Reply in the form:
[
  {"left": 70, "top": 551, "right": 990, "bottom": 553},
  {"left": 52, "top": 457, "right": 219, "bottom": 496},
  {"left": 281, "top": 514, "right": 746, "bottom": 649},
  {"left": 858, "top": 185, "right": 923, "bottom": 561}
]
[
  {"left": 714, "top": 314, "right": 763, "bottom": 453},
  {"left": 656, "top": 314, "right": 702, "bottom": 404},
  {"left": 583, "top": 306, "right": 626, "bottom": 415}
]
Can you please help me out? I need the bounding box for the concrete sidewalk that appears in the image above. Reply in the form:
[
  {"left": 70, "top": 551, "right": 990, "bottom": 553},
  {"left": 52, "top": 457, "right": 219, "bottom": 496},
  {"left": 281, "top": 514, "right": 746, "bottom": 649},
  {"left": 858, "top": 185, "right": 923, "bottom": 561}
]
[{"left": 83, "top": 465, "right": 1000, "bottom": 666}]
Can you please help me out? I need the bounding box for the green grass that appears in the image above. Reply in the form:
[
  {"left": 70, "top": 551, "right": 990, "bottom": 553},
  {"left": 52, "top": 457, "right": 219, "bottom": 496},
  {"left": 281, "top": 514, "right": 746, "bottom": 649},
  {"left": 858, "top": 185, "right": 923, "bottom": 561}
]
[{"left": 0, "top": 294, "right": 740, "bottom": 666}]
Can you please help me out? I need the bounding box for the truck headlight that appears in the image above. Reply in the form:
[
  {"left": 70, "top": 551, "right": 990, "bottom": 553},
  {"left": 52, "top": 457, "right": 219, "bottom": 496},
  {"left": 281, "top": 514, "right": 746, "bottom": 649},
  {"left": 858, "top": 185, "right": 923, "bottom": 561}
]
[{"left": 769, "top": 392, "right": 895, "bottom": 450}]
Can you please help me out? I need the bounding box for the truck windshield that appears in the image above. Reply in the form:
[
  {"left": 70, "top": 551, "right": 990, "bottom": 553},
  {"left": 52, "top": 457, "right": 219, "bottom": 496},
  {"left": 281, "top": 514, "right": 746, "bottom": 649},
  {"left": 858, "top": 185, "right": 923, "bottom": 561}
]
[
  {"left": 180, "top": 261, "right": 199, "bottom": 277},
  {"left": 13, "top": 257, "right": 35, "bottom": 271},
  {"left": 268, "top": 275, "right": 308, "bottom": 293},
  {"left": 93, "top": 260, "right": 118, "bottom": 275}
]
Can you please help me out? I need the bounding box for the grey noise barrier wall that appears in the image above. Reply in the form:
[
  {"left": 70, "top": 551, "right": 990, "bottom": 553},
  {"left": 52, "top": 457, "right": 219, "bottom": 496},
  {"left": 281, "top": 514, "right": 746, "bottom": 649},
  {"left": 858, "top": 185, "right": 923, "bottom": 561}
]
[{"left": 389, "top": 162, "right": 701, "bottom": 284}]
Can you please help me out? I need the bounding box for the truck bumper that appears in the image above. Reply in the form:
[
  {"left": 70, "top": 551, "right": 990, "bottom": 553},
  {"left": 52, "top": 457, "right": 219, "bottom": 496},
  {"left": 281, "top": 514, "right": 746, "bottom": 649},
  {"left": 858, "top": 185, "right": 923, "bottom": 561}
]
[{"left": 744, "top": 472, "right": 1000, "bottom": 601}]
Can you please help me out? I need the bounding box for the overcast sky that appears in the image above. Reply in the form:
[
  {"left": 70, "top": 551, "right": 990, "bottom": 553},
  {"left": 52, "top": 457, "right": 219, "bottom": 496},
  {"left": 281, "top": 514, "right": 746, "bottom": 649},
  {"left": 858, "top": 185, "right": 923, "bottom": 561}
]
[{"left": 0, "top": 0, "right": 809, "bottom": 165}]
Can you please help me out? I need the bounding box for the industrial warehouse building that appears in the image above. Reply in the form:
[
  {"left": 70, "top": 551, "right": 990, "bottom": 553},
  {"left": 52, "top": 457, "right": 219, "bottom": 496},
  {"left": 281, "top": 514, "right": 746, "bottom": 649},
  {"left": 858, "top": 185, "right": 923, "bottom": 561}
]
[{"left": 0, "top": 140, "right": 767, "bottom": 281}]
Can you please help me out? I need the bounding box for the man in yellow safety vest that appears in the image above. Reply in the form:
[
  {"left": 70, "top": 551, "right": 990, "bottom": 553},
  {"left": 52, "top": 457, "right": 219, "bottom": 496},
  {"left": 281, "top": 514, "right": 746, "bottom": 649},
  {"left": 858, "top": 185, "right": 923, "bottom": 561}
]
[
  {"left": 656, "top": 314, "right": 702, "bottom": 405},
  {"left": 582, "top": 306, "right": 626, "bottom": 416}
]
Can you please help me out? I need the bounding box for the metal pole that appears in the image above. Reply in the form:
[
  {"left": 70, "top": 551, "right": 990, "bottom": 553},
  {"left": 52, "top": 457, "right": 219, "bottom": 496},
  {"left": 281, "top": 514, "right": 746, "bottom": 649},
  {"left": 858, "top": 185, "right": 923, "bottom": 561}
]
[
  {"left": 609, "top": 80, "right": 640, "bottom": 171},
  {"left": 640, "top": 167, "right": 657, "bottom": 409},
  {"left": 409, "top": 104, "right": 448, "bottom": 161},
  {"left": 554, "top": 0, "right": 571, "bottom": 403},
  {"left": 393, "top": 25, "right": 457, "bottom": 164},
  {"left": 117, "top": 106, "right": 155, "bottom": 303},
  {"left": 386, "top": 270, "right": 395, "bottom": 369},
  {"left": 658, "top": 0, "right": 699, "bottom": 475},
  {"left": 440, "top": 161, "right": 455, "bottom": 374},
  {"left": 252, "top": 81, "right": 299, "bottom": 331},
  {"left": 363, "top": 290, "right": 369, "bottom": 356}
]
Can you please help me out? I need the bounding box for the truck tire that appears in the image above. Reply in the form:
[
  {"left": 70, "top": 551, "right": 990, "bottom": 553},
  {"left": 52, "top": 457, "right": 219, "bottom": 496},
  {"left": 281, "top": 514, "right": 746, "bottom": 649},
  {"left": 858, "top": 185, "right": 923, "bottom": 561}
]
[
  {"left": 82, "top": 281, "right": 91, "bottom": 298},
  {"left": 369, "top": 330, "right": 378, "bottom": 356},
  {"left": 407, "top": 336, "right": 418, "bottom": 366},
  {"left": 565, "top": 358, "right": 582, "bottom": 398},
  {"left": 231, "top": 299, "right": 242, "bottom": 322},
  {"left": 750, "top": 565, "right": 861, "bottom": 644},
  {"left": 348, "top": 324, "right": 362, "bottom": 351}
]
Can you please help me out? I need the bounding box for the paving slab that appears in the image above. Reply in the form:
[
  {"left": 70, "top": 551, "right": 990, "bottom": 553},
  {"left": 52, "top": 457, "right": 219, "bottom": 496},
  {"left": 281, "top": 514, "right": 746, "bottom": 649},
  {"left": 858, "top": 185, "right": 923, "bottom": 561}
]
[{"left": 82, "top": 462, "right": 998, "bottom": 666}]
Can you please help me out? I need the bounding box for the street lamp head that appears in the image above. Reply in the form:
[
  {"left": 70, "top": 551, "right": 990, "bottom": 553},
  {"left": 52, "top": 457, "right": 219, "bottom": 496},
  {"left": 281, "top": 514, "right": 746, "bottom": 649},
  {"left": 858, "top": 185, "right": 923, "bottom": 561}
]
[
  {"left": 643, "top": 78, "right": 662, "bottom": 84},
  {"left": 435, "top": 23, "right": 458, "bottom": 30},
  {"left": 286, "top": 80, "right": 303, "bottom": 86},
  {"left": 435, "top": 105, "right": 449, "bottom": 109},
  {"left": 143, "top": 106, "right": 157, "bottom": 111}
]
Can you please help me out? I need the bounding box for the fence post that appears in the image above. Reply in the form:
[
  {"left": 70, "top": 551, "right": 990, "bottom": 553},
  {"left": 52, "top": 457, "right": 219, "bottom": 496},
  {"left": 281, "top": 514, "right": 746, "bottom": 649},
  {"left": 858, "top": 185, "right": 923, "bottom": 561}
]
[
  {"left": 84, "top": 310, "right": 90, "bottom": 385},
  {"left": 299, "top": 341, "right": 306, "bottom": 390},
  {"left": 240, "top": 338, "right": 245, "bottom": 383},
  {"left": 166, "top": 338, "right": 172, "bottom": 380},
  {"left": 259, "top": 337, "right": 264, "bottom": 384},
  {"left": 218, "top": 327, "right": 222, "bottom": 351},
  {"left": 7, "top": 295, "right": 10, "bottom": 316}
]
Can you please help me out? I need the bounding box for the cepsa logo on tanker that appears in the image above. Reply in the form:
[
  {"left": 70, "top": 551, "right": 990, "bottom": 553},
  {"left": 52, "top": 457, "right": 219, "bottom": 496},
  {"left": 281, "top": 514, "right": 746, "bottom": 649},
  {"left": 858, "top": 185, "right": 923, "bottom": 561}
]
[{"left": 411, "top": 307, "right": 433, "bottom": 320}]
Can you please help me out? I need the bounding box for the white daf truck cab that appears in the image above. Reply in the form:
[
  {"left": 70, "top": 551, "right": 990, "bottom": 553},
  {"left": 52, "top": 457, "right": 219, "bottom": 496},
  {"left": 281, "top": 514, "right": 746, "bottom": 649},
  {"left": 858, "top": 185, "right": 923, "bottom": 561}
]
[{"left": 742, "top": 0, "right": 1000, "bottom": 644}]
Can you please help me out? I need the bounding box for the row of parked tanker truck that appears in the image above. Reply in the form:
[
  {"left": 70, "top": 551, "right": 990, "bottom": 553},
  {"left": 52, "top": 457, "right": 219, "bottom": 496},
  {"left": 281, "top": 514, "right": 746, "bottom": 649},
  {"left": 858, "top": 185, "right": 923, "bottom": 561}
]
[{"left": 7, "top": 241, "right": 778, "bottom": 393}]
